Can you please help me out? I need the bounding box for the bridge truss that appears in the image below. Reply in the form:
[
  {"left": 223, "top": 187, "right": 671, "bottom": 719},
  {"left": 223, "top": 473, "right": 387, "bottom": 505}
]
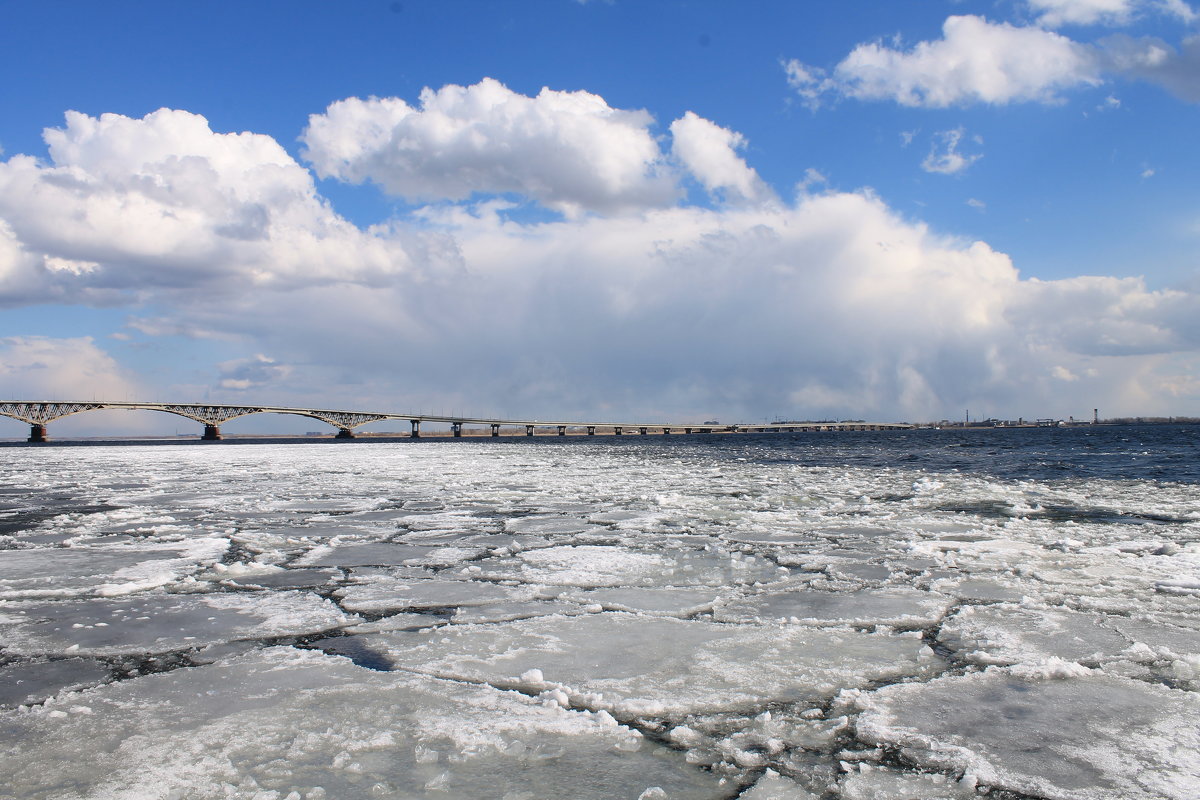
[{"left": 0, "top": 400, "right": 912, "bottom": 443}]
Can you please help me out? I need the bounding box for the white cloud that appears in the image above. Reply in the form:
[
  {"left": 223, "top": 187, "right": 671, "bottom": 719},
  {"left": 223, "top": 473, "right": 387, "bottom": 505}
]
[
  {"left": 788, "top": 15, "right": 1101, "bottom": 107},
  {"left": 788, "top": 15, "right": 1200, "bottom": 109},
  {"left": 3, "top": 97, "right": 1200, "bottom": 423},
  {"left": 300, "top": 78, "right": 678, "bottom": 216},
  {"left": 217, "top": 354, "right": 292, "bottom": 390},
  {"left": 782, "top": 59, "right": 831, "bottom": 108},
  {"left": 797, "top": 168, "right": 828, "bottom": 194},
  {"left": 967, "top": 198, "right": 987, "bottom": 210},
  {"left": 1052, "top": 365, "right": 1080, "bottom": 380},
  {"left": 668, "top": 112, "right": 774, "bottom": 205},
  {"left": 0, "top": 108, "right": 432, "bottom": 304},
  {"left": 1101, "top": 33, "right": 1200, "bottom": 102},
  {"left": 1160, "top": 0, "right": 1199, "bottom": 24},
  {"left": 833, "top": 16, "right": 1100, "bottom": 107},
  {"left": 1028, "top": 0, "right": 1140, "bottom": 27},
  {"left": 84, "top": 191, "right": 1200, "bottom": 423},
  {"left": 921, "top": 127, "right": 983, "bottom": 174},
  {"left": 1028, "top": 0, "right": 1198, "bottom": 26},
  {"left": 0, "top": 336, "right": 140, "bottom": 400}
]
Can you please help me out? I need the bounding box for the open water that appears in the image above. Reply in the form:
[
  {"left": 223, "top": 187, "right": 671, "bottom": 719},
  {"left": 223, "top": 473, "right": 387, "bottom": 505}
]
[{"left": 1, "top": 426, "right": 1198, "bottom": 799}]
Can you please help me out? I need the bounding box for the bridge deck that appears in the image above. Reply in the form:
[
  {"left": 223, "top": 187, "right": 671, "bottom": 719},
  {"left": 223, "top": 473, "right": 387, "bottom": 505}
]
[{"left": 0, "top": 400, "right": 912, "bottom": 441}]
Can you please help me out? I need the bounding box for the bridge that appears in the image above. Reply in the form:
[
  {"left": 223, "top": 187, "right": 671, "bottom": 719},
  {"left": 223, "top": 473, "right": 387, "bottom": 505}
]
[{"left": 0, "top": 401, "right": 913, "bottom": 442}]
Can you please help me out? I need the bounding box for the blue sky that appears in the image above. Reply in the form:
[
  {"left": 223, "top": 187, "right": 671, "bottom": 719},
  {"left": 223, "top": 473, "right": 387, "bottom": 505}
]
[{"left": 1, "top": 0, "right": 1198, "bottom": 434}]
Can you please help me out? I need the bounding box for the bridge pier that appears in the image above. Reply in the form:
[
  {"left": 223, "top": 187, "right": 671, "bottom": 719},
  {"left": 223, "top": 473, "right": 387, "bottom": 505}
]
[
  {"left": 684, "top": 428, "right": 692, "bottom": 434},
  {"left": 201, "top": 424, "right": 222, "bottom": 441},
  {"left": 526, "top": 425, "right": 535, "bottom": 436},
  {"left": 410, "top": 420, "right": 421, "bottom": 438},
  {"left": 587, "top": 426, "right": 596, "bottom": 436},
  {"left": 614, "top": 427, "right": 623, "bottom": 435},
  {"left": 640, "top": 427, "right": 648, "bottom": 435},
  {"left": 451, "top": 422, "right": 463, "bottom": 438},
  {"left": 335, "top": 428, "right": 355, "bottom": 439},
  {"left": 557, "top": 426, "right": 566, "bottom": 436},
  {"left": 491, "top": 423, "right": 500, "bottom": 437},
  {"left": 28, "top": 424, "right": 47, "bottom": 443},
  {"left": 662, "top": 428, "right": 671, "bottom": 435}
]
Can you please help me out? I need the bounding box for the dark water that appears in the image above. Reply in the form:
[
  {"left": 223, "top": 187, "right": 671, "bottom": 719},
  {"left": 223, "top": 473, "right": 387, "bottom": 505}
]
[
  {"left": 5, "top": 423, "right": 1198, "bottom": 484},
  {"left": 574, "top": 424, "right": 1200, "bottom": 485}
]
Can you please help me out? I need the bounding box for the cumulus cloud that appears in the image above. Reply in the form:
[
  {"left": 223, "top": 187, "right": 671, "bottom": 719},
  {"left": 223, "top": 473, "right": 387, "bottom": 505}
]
[
  {"left": 1101, "top": 33, "right": 1200, "bottom": 102},
  {"left": 0, "top": 108, "right": 429, "bottom": 304},
  {"left": 217, "top": 354, "right": 292, "bottom": 390},
  {"left": 795, "top": 15, "right": 1102, "bottom": 108},
  {"left": 921, "top": 128, "right": 983, "bottom": 175},
  {"left": 301, "top": 78, "right": 678, "bottom": 216},
  {"left": 0, "top": 336, "right": 140, "bottom": 400},
  {"left": 2, "top": 93, "right": 1200, "bottom": 423},
  {"left": 98, "top": 190, "right": 1200, "bottom": 423},
  {"left": 1028, "top": 0, "right": 1140, "bottom": 27},
  {"left": 786, "top": 13, "right": 1200, "bottom": 108},
  {"left": 1029, "top": 0, "right": 1198, "bottom": 26},
  {"left": 668, "top": 112, "right": 774, "bottom": 205}
]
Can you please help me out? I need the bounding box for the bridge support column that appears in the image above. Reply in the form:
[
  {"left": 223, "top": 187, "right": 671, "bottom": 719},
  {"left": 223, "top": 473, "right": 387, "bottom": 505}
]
[
  {"left": 639, "top": 427, "right": 648, "bottom": 435},
  {"left": 28, "top": 424, "right": 47, "bottom": 443},
  {"left": 410, "top": 420, "right": 421, "bottom": 438},
  {"left": 451, "top": 422, "right": 463, "bottom": 438},
  {"left": 526, "top": 425, "right": 535, "bottom": 436},
  {"left": 587, "top": 426, "right": 595, "bottom": 436},
  {"left": 557, "top": 426, "right": 566, "bottom": 436},
  {"left": 662, "top": 428, "right": 671, "bottom": 435},
  {"left": 684, "top": 428, "right": 692, "bottom": 434},
  {"left": 201, "top": 424, "right": 222, "bottom": 441},
  {"left": 614, "top": 427, "right": 623, "bottom": 435},
  {"left": 491, "top": 423, "right": 500, "bottom": 437},
  {"left": 335, "top": 428, "right": 355, "bottom": 439}
]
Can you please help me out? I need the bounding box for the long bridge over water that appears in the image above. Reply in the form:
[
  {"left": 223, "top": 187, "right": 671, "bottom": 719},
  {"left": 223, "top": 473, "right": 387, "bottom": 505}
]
[{"left": 0, "top": 401, "right": 913, "bottom": 443}]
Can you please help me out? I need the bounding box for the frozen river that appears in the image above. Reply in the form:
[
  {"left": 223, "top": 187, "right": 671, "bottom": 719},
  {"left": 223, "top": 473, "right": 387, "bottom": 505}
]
[{"left": 2, "top": 427, "right": 1199, "bottom": 799}]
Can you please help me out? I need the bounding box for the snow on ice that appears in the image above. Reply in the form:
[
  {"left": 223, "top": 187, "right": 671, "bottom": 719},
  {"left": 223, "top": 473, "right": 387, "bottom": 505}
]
[{"left": 0, "top": 436, "right": 1198, "bottom": 798}]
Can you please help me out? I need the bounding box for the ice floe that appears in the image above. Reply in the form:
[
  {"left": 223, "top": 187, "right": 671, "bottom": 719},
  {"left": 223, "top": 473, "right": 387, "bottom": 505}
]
[
  {"left": 368, "top": 612, "right": 944, "bottom": 718},
  {"left": 0, "top": 647, "right": 725, "bottom": 800},
  {"left": 851, "top": 666, "right": 1200, "bottom": 799}
]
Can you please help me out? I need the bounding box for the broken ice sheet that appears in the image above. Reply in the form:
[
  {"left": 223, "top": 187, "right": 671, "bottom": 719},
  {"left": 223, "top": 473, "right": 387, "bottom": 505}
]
[
  {"left": 852, "top": 666, "right": 1200, "bottom": 800},
  {"left": 504, "top": 515, "right": 606, "bottom": 536},
  {"left": 0, "top": 647, "right": 726, "bottom": 800},
  {"left": 838, "top": 763, "right": 977, "bottom": 800},
  {"left": 713, "top": 588, "right": 952, "bottom": 629},
  {"left": 0, "top": 591, "right": 354, "bottom": 656},
  {"left": 334, "top": 576, "right": 534, "bottom": 614},
  {"left": 739, "top": 768, "right": 822, "bottom": 799},
  {"left": 938, "top": 603, "right": 1133, "bottom": 666},
  {"left": 370, "top": 612, "right": 944, "bottom": 717},
  {"left": 475, "top": 543, "right": 783, "bottom": 587},
  {"left": 294, "top": 541, "right": 485, "bottom": 568},
  {"left": 560, "top": 587, "right": 723, "bottom": 617},
  {"left": 449, "top": 599, "right": 584, "bottom": 624},
  {"left": 0, "top": 539, "right": 226, "bottom": 600}
]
